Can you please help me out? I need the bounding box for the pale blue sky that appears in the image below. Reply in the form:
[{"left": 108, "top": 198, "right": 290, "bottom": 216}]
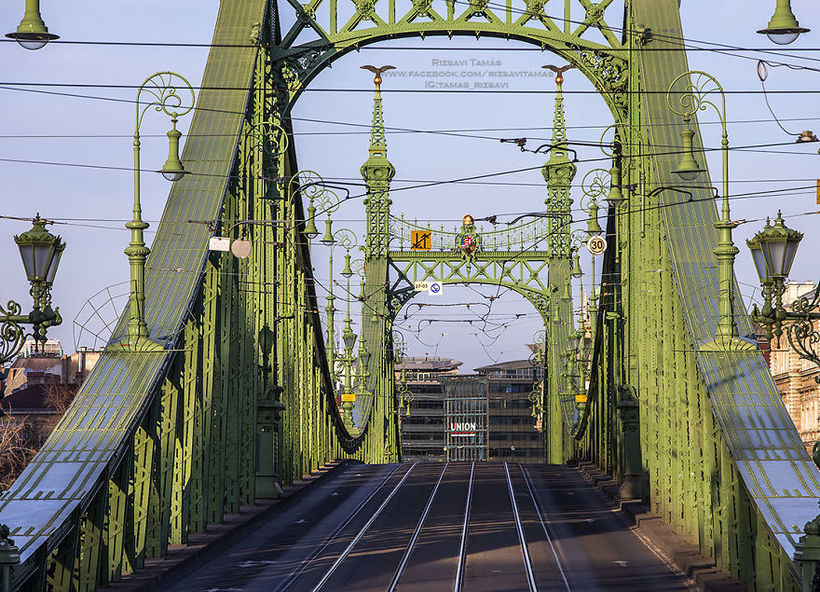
[{"left": 1, "top": 1, "right": 818, "bottom": 369}]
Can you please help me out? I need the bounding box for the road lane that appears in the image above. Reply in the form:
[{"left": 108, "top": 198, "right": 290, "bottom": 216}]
[
  {"left": 316, "top": 462, "right": 445, "bottom": 592},
  {"left": 523, "top": 464, "right": 692, "bottom": 592},
  {"left": 157, "top": 462, "right": 695, "bottom": 592},
  {"left": 162, "top": 463, "right": 407, "bottom": 592},
  {"left": 395, "top": 462, "right": 473, "bottom": 591}
]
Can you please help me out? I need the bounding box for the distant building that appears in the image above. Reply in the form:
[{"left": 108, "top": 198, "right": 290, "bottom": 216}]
[
  {"left": 21, "top": 338, "right": 63, "bottom": 358},
  {"left": 396, "top": 357, "right": 462, "bottom": 462},
  {"left": 761, "top": 282, "right": 820, "bottom": 451},
  {"left": 396, "top": 354, "right": 544, "bottom": 463},
  {"left": 474, "top": 360, "right": 545, "bottom": 462},
  {"left": 3, "top": 346, "right": 99, "bottom": 397}
]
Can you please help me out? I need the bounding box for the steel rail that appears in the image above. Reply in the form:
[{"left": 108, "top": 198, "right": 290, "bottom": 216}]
[
  {"left": 505, "top": 462, "right": 538, "bottom": 592},
  {"left": 275, "top": 463, "right": 403, "bottom": 592},
  {"left": 453, "top": 462, "right": 475, "bottom": 591},
  {"left": 386, "top": 463, "right": 449, "bottom": 591},
  {"left": 310, "top": 463, "right": 418, "bottom": 591},
  {"left": 521, "top": 465, "right": 572, "bottom": 592}
]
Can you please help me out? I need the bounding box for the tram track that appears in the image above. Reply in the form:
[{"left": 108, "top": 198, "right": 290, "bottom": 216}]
[
  {"left": 453, "top": 462, "right": 475, "bottom": 592},
  {"left": 386, "top": 463, "right": 449, "bottom": 591},
  {"left": 309, "top": 463, "right": 418, "bottom": 591},
  {"left": 160, "top": 462, "right": 696, "bottom": 592},
  {"left": 520, "top": 463, "right": 572, "bottom": 592},
  {"left": 505, "top": 462, "right": 538, "bottom": 592},
  {"left": 274, "top": 463, "right": 406, "bottom": 592}
]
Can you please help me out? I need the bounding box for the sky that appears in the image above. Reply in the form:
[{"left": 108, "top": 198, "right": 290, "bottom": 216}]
[{"left": 0, "top": 0, "right": 818, "bottom": 371}]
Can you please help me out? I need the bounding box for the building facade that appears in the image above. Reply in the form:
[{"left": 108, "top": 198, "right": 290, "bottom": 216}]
[
  {"left": 396, "top": 357, "right": 461, "bottom": 462},
  {"left": 763, "top": 282, "right": 820, "bottom": 451},
  {"left": 396, "top": 355, "right": 545, "bottom": 463}
]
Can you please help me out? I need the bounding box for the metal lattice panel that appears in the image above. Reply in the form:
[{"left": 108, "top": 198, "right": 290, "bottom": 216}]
[
  {"left": 0, "top": 0, "right": 267, "bottom": 570},
  {"left": 636, "top": 0, "right": 820, "bottom": 560}
]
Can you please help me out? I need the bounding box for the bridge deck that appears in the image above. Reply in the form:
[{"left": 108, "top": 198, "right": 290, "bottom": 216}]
[{"left": 161, "top": 462, "right": 691, "bottom": 592}]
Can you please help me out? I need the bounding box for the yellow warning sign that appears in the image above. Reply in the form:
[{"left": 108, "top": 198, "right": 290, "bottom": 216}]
[
  {"left": 340, "top": 393, "right": 356, "bottom": 402},
  {"left": 575, "top": 394, "right": 588, "bottom": 403},
  {"left": 410, "top": 230, "right": 432, "bottom": 251},
  {"left": 816, "top": 179, "right": 820, "bottom": 205}
]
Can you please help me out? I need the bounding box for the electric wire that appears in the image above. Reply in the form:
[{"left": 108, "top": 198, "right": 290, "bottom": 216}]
[{"left": 2, "top": 80, "right": 819, "bottom": 95}]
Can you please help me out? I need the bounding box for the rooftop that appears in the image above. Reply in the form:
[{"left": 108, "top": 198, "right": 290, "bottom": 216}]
[
  {"left": 474, "top": 359, "right": 536, "bottom": 373},
  {"left": 395, "top": 356, "right": 463, "bottom": 371}
]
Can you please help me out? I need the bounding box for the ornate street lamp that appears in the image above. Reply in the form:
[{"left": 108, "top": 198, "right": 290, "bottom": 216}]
[
  {"left": 118, "top": 72, "right": 194, "bottom": 352},
  {"left": 15, "top": 214, "right": 64, "bottom": 286},
  {"left": 758, "top": 0, "right": 810, "bottom": 45},
  {"left": 1, "top": 215, "right": 65, "bottom": 386},
  {"left": 396, "top": 367, "right": 414, "bottom": 418},
  {"left": 0, "top": 524, "right": 20, "bottom": 592},
  {"left": 747, "top": 212, "right": 817, "bottom": 355},
  {"left": 667, "top": 71, "right": 754, "bottom": 351},
  {"left": 672, "top": 119, "right": 705, "bottom": 181},
  {"left": 750, "top": 211, "right": 802, "bottom": 280},
  {"left": 570, "top": 250, "right": 582, "bottom": 279},
  {"left": 581, "top": 168, "right": 612, "bottom": 234},
  {"left": 5, "top": 0, "right": 58, "bottom": 50}
]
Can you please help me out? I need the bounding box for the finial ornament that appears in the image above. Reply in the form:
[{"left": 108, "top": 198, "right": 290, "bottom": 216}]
[
  {"left": 360, "top": 64, "right": 396, "bottom": 87},
  {"left": 542, "top": 63, "right": 575, "bottom": 85}
]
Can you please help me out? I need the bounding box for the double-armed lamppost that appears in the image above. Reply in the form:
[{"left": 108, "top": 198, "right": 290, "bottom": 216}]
[
  {"left": 667, "top": 70, "right": 754, "bottom": 351},
  {"left": 758, "top": 0, "right": 810, "bottom": 45},
  {"left": 316, "top": 227, "right": 357, "bottom": 370},
  {"left": 527, "top": 329, "right": 546, "bottom": 426},
  {"left": 394, "top": 332, "right": 414, "bottom": 420},
  {"left": 1, "top": 214, "right": 65, "bottom": 390},
  {"left": 396, "top": 367, "right": 414, "bottom": 419},
  {"left": 332, "top": 256, "right": 370, "bottom": 432},
  {"left": 5, "top": 0, "right": 58, "bottom": 50},
  {"left": 747, "top": 212, "right": 820, "bottom": 370},
  {"left": 118, "top": 72, "right": 194, "bottom": 352}
]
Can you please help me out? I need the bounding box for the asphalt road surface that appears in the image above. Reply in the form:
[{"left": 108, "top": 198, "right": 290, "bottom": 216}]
[{"left": 163, "top": 462, "right": 692, "bottom": 592}]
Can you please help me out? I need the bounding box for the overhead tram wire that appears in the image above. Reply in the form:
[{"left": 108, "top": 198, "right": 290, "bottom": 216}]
[
  {"left": 2, "top": 81, "right": 819, "bottom": 135},
  {"left": 8, "top": 182, "right": 817, "bottom": 238},
  {"left": 3, "top": 35, "right": 820, "bottom": 54},
  {"left": 2, "top": 140, "right": 816, "bottom": 217},
  {"left": 0, "top": 141, "right": 815, "bottom": 220},
  {"left": 440, "top": 0, "right": 820, "bottom": 68},
  {"left": 3, "top": 86, "right": 819, "bottom": 143},
  {"left": 3, "top": 81, "right": 819, "bottom": 95},
  {"left": 3, "top": 18, "right": 820, "bottom": 70}
]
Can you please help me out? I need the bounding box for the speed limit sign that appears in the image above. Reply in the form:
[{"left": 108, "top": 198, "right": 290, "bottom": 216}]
[{"left": 587, "top": 235, "right": 607, "bottom": 255}]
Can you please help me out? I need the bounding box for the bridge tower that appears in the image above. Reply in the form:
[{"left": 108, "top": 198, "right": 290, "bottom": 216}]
[
  {"left": 360, "top": 69, "right": 399, "bottom": 462},
  {"left": 543, "top": 71, "right": 577, "bottom": 463}
]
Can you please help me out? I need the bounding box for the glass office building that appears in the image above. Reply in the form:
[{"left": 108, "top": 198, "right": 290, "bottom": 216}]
[{"left": 397, "top": 355, "right": 545, "bottom": 463}]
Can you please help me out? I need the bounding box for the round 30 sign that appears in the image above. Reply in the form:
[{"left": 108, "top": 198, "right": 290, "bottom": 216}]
[{"left": 587, "top": 235, "right": 607, "bottom": 256}]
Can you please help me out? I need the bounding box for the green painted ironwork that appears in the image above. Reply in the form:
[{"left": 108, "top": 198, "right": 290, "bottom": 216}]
[{"left": 3, "top": 2, "right": 820, "bottom": 592}]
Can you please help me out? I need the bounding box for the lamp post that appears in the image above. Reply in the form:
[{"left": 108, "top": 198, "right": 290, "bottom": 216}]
[
  {"left": 119, "top": 72, "right": 194, "bottom": 352},
  {"left": 1, "top": 214, "right": 65, "bottom": 391},
  {"left": 758, "top": 0, "right": 810, "bottom": 45},
  {"left": 334, "top": 256, "right": 367, "bottom": 431},
  {"left": 746, "top": 212, "right": 820, "bottom": 370},
  {"left": 5, "top": 0, "right": 58, "bottom": 50},
  {"left": 340, "top": 315, "right": 357, "bottom": 430},
  {"left": 667, "top": 71, "right": 754, "bottom": 351},
  {"left": 316, "top": 227, "right": 357, "bottom": 369},
  {"left": 396, "top": 367, "right": 414, "bottom": 421},
  {"left": 0, "top": 524, "right": 19, "bottom": 592}
]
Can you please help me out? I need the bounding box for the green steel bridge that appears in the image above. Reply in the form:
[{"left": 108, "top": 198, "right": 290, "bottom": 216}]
[{"left": 2, "top": 0, "right": 820, "bottom": 590}]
